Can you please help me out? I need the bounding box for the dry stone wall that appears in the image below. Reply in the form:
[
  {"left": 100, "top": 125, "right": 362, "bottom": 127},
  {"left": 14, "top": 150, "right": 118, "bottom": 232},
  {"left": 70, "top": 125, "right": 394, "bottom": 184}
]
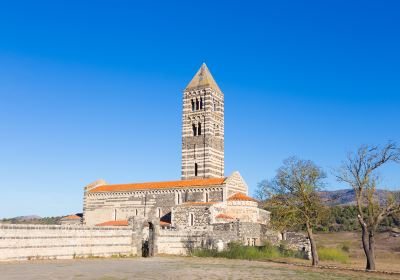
[
  {"left": 0, "top": 224, "right": 136, "bottom": 261},
  {"left": 158, "top": 222, "right": 311, "bottom": 258},
  {"left": 0, "top": 223, "right": 310, "bottom": 261}
]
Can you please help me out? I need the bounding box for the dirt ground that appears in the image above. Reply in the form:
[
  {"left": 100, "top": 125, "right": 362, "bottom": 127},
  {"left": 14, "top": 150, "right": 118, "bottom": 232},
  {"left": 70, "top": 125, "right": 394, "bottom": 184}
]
[{"left": 0, "top": 256, "right": 399, "bottom": 280}]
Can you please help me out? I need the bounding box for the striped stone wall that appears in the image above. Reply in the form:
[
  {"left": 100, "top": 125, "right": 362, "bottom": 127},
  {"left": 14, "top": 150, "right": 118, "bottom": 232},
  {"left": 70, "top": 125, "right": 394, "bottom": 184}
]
[
  {"left": 224, "top": 171, "right": 249, "bottom": 196},
  {"left": 84, "top": 186, "right": 225, "bottom": 226},
  {"left": 0, "top": 224, "right": 136, "bottom": 261},
  {"left": 181, "top": 87, "right": 224, "bottom": 179}
]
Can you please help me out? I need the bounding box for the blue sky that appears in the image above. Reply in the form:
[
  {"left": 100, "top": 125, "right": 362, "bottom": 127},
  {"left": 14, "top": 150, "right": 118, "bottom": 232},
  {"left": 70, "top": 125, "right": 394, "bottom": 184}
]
[{"left": 0, "top": 1, "right": 399, "bottom": 218}]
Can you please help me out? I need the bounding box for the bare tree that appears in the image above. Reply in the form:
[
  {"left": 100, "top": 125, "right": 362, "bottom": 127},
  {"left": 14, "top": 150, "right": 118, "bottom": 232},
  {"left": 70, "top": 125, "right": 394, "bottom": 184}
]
[
  {"left": 259, "top": 157, "right": 326, "bottom": 266},
  {"left": 336, "top": 142, "right": 400, "bottom": 271}
]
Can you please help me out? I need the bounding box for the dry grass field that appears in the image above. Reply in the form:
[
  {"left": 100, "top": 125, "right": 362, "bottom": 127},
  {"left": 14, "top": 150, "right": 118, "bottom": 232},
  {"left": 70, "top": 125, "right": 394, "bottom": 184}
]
[{"left": 282, "top": 232, "right": 400, "bottom": 273}]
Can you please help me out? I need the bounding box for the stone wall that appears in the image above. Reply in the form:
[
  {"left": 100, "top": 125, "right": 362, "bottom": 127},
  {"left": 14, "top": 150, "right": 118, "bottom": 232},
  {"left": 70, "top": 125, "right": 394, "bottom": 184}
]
[
  {"left": 284, "top": 232, "right": 311, "bottom": 259},
  {"left": 158, "top": 223, "right": 310, "bottom": 258},
  {"left": 0, "top": 224, "right": 136, "bottom": 261},
  {"left": 157, "top": 229, "right": 206, "bottom": 255},
  {"left": 172, "top": 205, "right": 212, "bottom": 230},
  {"left": 0, "top": 223, "right": 310, "bottom": 261},
  {"left": 224, "top": 201, "right": 270, "bottom": 225}
]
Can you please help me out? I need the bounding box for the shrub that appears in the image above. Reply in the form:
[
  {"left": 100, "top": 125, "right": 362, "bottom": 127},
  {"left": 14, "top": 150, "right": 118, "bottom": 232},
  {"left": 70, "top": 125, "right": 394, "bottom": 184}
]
[
  {"left": 317, "top": 247, "right": 349, "bottom": 263},
  {"left": 340, "top": 242, "right": 351, "bottom": 253},
  {"left": 192, "top": 242, "right": 304, "bottom": 260}
]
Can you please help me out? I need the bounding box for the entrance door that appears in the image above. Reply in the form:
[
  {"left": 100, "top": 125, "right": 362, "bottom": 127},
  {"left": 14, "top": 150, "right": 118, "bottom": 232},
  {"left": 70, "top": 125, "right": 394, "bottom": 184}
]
[
  {"left": 142, "top": 222, "right": 155, "bottom": 257},
  {"left": 148, "top": 222, "right": 154, "bottom": 257}
]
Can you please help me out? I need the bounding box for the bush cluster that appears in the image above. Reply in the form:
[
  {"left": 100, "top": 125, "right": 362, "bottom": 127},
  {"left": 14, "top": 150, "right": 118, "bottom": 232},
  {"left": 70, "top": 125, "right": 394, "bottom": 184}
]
[
  {"left": 192, "top": 242, "right": 306, "bottom": 260},
  {"left": 315, "top": 206, "right": 399, "bottom": 232}
]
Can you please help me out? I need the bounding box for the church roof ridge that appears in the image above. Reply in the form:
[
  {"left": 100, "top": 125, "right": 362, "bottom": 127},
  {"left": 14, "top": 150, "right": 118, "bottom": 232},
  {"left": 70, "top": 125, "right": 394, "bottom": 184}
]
[
  {"left": 89, "top": 177, "right": 226, "bottom": 193},
  {"left": 185, "top": 63, "right": 222, "bottom": 92}
]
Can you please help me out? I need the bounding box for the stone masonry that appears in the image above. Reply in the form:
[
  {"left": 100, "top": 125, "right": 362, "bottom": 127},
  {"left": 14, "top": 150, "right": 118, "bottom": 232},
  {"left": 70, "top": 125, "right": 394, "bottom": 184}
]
[{"left": 182, "top": 63, "right": 224, "bottom": 180}]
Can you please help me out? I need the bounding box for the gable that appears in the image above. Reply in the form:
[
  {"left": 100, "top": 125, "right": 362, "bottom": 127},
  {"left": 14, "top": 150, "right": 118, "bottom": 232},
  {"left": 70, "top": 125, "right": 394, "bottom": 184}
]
[{"left": 224, "top": 171, "right": 248, "bottom": 196}]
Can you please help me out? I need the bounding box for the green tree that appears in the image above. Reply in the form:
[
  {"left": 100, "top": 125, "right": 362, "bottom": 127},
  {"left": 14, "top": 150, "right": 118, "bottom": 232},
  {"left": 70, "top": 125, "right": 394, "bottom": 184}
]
[{"left": 258, "top": 157, "right": 327, "bottom": 266}]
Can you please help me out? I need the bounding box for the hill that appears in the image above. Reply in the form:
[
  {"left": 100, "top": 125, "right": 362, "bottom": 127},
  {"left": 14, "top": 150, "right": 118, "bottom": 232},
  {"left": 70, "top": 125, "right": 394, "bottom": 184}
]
[
  {"left": 0, "top": 215, "right": 63, "bottom": 225},
  {"left": 319, "top": 189, "right": 398, "bottom": 206}
]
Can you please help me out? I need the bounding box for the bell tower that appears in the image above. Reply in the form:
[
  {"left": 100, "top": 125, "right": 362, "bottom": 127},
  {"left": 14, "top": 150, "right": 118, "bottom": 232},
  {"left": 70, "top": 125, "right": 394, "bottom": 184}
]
[{"left": 181, "top": 63, "right": 224, "bottom": 180}]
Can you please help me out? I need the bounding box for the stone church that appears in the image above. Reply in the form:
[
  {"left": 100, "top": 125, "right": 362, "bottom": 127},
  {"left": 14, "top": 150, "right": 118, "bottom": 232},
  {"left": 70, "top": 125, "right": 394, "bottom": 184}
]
[
  {"left": 82, "top": 64, "right": 270, "bottom": 238},
  {"left": 0, "top": 64, "right": 310, "bottom": 261}
]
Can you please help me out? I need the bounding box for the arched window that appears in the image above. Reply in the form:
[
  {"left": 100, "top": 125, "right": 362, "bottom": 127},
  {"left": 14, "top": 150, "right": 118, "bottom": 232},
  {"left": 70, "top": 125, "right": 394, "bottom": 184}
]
[
  {"left": 192, "top": 124, "right": 197, "bottom": 136},
  {"left": 135, "top": 209, "right": 138, "bottom": 216},
  {"left": 196, "top": 99, "right": 199, "bottom": 110},
  {"left": 195, "top": 163, "right": 198, "bottom": 177},
  {"left": 177, "top": 193, "right": 181, "bottom": 204},
  {"left": 158, "top": 208, "right": 162, "bottom": 218},
  {"left": 214, "top": 101, "right": 217, "bottom": 111},
  {"left": 191, "top": 99, "right": 195, "bottom": 112},
  {"left": 113, "top": 209, "right": 117, "bottom": 221},
  {"left": 205, "top": 192, "right": 209, "bottom": 202},
  {"left": 190, "top": 213, "right": 195, "bottom": 226},
  {"left": 200, "top": 97, "right": 203, "bottom": 109},
  {"left": 198, "top": 123, "right": 202, "bottom": 136}
]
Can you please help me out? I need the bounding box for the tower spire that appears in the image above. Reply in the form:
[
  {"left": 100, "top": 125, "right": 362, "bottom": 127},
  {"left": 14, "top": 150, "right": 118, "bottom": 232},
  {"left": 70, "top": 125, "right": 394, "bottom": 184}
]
[{"left": 185, "top": 63, "right": 222, "bottom": 93}]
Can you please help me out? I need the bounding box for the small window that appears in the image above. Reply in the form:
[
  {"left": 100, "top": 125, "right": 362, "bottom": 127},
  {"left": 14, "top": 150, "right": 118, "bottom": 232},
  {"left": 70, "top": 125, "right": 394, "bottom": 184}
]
[
  {"left": 158, "top": 208, "right": 162, "bottom": 218},
  {"left": 191, "top": 100, "right": 195, "bottom": 112},
  {"left": 198, "top": 123, "right": 202, "bottom": 136},
  {"left": 177, "top": 193, "right": 181, "bottom": 204},
  {"left": 113, "top": 209, "right": 117, "bottom": 221},
  {"left": 200, "top": 97, "right": 203, "bottom": 109},
  {"left": 192, "top": 124, "right": 197, "bottom": 136},
  {"left": 196, "top": 99, "right": 199, "bottom": 110},
  {"left": 205, "top": 192, "right": 209, "bottom": 202},
  {"left": 135, "top": 209, "right": 138, "bottom": 216},
  {"left": 190, "top": 213, "right": 195, "bottom": 226},
  {"left": 214, "top": 102, "right": 217, "bottom": 111},
  {"left": 195, "top": 163, "right": 198, "bottom": 177}
]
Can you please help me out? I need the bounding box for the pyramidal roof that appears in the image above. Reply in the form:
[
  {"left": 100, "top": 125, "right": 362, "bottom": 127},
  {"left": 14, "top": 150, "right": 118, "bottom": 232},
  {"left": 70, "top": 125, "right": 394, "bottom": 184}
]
[{"left": 185, "top": 63, "right": 222, "bottom": 93}]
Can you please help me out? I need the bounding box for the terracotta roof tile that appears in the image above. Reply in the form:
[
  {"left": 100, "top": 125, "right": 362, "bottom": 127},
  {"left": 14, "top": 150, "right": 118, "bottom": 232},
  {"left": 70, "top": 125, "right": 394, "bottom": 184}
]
[
  {"left": 95, "top": 220, "right": 129, "bottom": 227},
  {"left": 228, "top": 193, "right": 258, "bottom": 202},
  {"left": 90, "top": 178, "right": 225, "bottom": 193},
  {"left": 215, "top": 213, "right": 234, "bottom": 220},
  {"left": 63, "top": 215, "right": 81, "bottom": 220}
]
